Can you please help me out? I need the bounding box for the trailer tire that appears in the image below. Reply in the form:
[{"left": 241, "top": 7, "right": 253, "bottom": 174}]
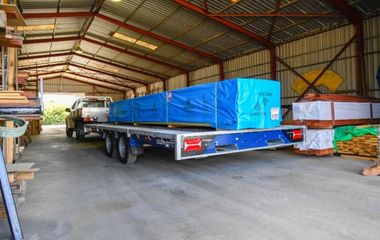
[
  {"left": 105, "top": 132, "right": 114, "bottom": 157},
  {"left": 118, "top": 135, "right": 137, "bottom": 164}
]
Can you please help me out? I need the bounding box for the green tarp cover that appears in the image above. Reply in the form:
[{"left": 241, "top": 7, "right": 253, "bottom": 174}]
[{"left": 333, "top": 125, "right": 379, "bottom": 150}]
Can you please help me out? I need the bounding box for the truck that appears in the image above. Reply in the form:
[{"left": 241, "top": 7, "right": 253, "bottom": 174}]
[
  {"left": 65, "top": 96, "right": 112, "bottom": 139},
  {"left": 85, "top": 124, "right": 305, "bottom": 164}
]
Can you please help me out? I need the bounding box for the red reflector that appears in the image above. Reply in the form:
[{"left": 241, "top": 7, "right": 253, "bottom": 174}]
[
  {"left": 293, "top": 129, "right": 303, "bottom": 140},
  {"left": 83, "top": 117, "right": 93, "bottom": 122},
  {"left": 184, "top": 138, "right": 202, "bottom": 152}
]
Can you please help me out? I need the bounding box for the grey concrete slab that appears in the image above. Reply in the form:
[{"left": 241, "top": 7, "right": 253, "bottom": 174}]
[{"left": 1, "top": 126, "right": 379, "bottom": 240}]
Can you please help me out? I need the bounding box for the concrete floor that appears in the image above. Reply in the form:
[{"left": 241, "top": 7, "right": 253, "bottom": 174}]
[{"left": 1, "top": 126, "right": 379, "bottom": 240}]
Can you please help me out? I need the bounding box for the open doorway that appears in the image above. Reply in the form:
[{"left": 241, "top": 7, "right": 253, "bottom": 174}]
[{"left": 42, "top": 93, "right": 85, "bottom": 126}]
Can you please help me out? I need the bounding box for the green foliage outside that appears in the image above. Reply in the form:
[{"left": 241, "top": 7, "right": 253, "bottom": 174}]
[{"left": 43, "top": 101, "right": 69, "bottom": 125}]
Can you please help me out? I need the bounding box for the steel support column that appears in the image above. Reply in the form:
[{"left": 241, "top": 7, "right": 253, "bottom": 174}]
[
  {"left": 328, "top": 0, "right": 367, "bottom": 96},
  {"left": 355, "top": 20, "right": 367, "bottom": 96},
  {"left": 219, "top": 62, "right": 225, "bottom": 80},
  {"left": 186, "top": 72, "right": 190, "bottom": 87},
  {"left": 269, "top": 47, "right": 277, "bottom": 80}
]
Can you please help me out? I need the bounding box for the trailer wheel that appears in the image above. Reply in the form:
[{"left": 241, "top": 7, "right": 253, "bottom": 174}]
[
  {"left": 105, "top": 132, "right": 113, "bottom": 157},
  {"left": 118, "top": 135, "right": 137, "bottom": 164}
]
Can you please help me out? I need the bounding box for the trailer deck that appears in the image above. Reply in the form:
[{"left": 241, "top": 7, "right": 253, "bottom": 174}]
[{"left": 85, "top": 123, "right": 305, "bottom": 163}]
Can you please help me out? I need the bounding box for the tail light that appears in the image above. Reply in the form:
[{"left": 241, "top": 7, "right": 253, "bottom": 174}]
[
  {"left": 184, "top": 138, "right": 202, "bottom": 152},
  {"left": 292, "top": 129, "right": 303, "bottom": 140},
  {"left": 83, "top": 117, "right": 94, "bottom": 122}
]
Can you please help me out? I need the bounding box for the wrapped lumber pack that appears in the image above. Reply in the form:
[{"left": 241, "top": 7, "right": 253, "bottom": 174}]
[
  {"left": 109, "top": 78, "right": 282, "bottom": 130},
  {"left": 294, "top": 129, "right": 334, "bottom": 156},
  {"left": 334, "top": 125, "right": 380, "bottom": 157},
  {"left": 292, "top": 93, "right": 380, "bottom": 128}
]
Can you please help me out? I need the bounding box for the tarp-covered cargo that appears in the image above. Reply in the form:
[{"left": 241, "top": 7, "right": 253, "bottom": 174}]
[{"left": 109, "top": 78, "right": 282, "bottom": 130}]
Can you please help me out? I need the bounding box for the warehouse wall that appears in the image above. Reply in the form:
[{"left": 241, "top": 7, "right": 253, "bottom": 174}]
[
  {"left": 165, "top": 15, "right": 380, "bottom": 106},
  {"left": 41, "top": 78, "right": 125, "bottom": 101},
  {"left": 365, "top": 16, "right": 380, "bottom": 97}
]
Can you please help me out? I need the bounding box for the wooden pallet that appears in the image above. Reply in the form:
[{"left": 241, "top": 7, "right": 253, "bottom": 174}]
[{"left": 294, "top": 148, "right": 335, "bottom": 156}]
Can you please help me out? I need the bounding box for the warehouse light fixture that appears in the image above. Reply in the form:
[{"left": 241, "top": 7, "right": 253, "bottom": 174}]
[
  {"left": 75, "top": 45, "right": 83, "bottom": 54},
  {"left": 112, "top": 32, "right": 158, "bottom": 50},
  {"left": 112, "top": 0, "right": 122, "bottom": 2},
  {"left": 17, "top": 24, "right": 55, "bottom": 31},
  {"left": 229, "top": 0, "right": 240, "bottom": 3}
]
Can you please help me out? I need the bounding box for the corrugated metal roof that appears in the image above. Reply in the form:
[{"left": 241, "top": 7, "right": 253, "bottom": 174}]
[{"left": 18, "top": 0, "right": 379, "bottom": 90}]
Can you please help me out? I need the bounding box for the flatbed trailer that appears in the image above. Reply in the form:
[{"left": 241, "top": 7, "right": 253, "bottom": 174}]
[{"left": 85, "top": 123, "right": 306, "bottom": 164}]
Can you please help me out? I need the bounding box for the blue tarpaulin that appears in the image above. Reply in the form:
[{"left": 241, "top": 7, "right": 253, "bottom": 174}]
[{"left": 109, "top": 78, "right": 282, "bottom": 130}]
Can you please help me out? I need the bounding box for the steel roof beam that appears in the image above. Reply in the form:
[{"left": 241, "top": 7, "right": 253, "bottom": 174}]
[
  {"left": 19, "top": 63, "right": 146, "bottom": 87},
  {"left": 69, "top": 63, "right": 148, "bottom": 86},
  {"left": 18, "top": 62, "right": 65, "bottom": 70},
  {"left": 172, "top": 0, "right": 274, "bottom": 49},
  {"left": 29, "top": 75, "right": 127, "bottom": 92},
  {"left": 327, "top": 0, "right": 362, "bottom": 23},
  {"left": 18, "top": 52, "right": 72, "bottom": 60},
  {"left": 23, "top": 12, "right": 93, "bottom": 18},
  {"left": 94, "top": 13, "right": 221, "bottom": 63},
  {"left": 18, "top": 51, "right": 165, "bottom": 80},
  {"left": 207, "top": 13, "right": 343, "bottom": 17},
  {"left": 64, "top": 71, "right": 133, "bottom": 90},
  {"left": 23, "top": 12, "right": 220, "bottom": 63},
  {"left": 27, "top": 70, "right": 133, "bottom": 90},
  {"left": 172, "top": 0, "right": 276, "bottom": 79},
  {"left": 23, "top": 36, "right": 187, "bottom": 73}
]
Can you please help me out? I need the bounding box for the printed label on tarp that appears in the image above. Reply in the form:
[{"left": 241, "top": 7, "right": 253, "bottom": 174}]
[{"left": 271, "top": 107, "right": 279, "bottom": 120}]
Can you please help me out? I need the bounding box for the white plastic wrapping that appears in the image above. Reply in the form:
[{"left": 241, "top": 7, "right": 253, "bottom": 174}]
[
  {"left": 295, "top": 129, "right": 334, "bottom": 150},
  {"left": 293, "top": 101, "right": 372, "bottom": 121},
  {"left": 293, "top": 101, "right": 332, "bottom": 120},
  {"left": 371, "top": 103, "right": 380, "bottom": 118}
]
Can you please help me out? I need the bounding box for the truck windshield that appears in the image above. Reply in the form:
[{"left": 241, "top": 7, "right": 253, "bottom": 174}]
[{"left": 82, "top": 100, "right": 107, "bottom": 108}]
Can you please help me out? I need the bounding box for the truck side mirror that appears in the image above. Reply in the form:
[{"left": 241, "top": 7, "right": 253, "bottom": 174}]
[{"left": 65, "top": 108, "right": 71, "bottom": 112}]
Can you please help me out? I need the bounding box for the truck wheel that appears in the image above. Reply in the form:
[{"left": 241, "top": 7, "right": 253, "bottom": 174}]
[
  {"left": 118, "top": 135, "right": 137, "bottom": 164},
  {"left": 75, "top": 122, "right": 85, "bottom": 140},
  {"left": 66, "top": 126, "right": 73, "bottom": 138},
  {"left": 105, "top": 132, "right": 113, "bottom": 157}
]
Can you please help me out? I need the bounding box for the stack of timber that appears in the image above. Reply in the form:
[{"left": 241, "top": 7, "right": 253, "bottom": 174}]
[
  {"left": 0, "top": 91, "right": 42, "bottom": 120},
  {"left": 294, "top": 129, "right": 335, "bottom": 156},
  {"left": 291, "top": 93, "right": 380, "bottom": 129},
  {"left": 335, "top": 125, "right": 380, "bottom": 158},
  {"left": 334, "top": 125, "right": 380, "bottom": 176},
  {"left": 110, "top": 78, "right": 282, "bottom": 130},
  {"left": 290, "top": 94, "right": 380, "bottom": 156},
  {"left": 336, "top": 135, "right": 378, "bottom": 157}
]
